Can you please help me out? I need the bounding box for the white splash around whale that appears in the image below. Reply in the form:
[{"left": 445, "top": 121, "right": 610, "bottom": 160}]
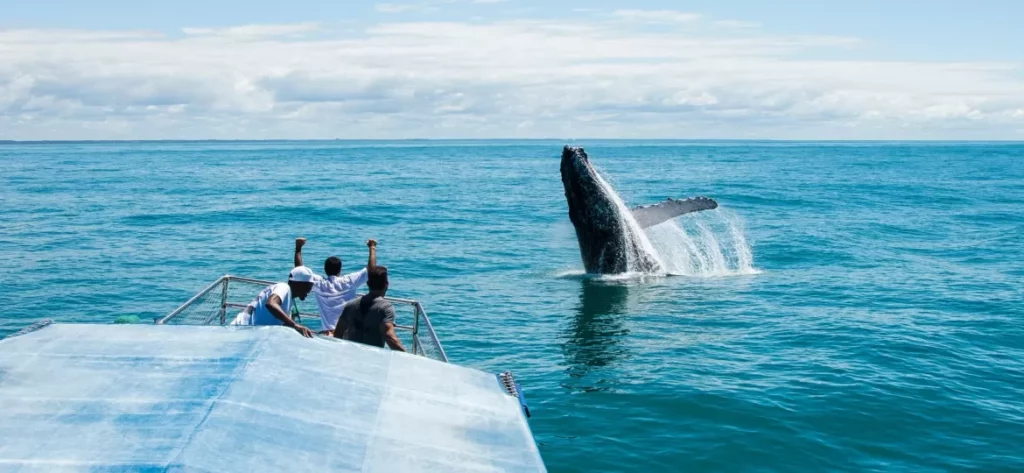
[
  {"left": 588, "top": 164, "right": 758, "bottom": 278},
  {"left": 646, "top": 210, "right": 759, "bottom": 277}
]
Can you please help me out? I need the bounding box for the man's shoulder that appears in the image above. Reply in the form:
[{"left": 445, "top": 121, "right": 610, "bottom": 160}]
[
  {"left": 372, "top": 297, "right": 395, "bottom": 311},
  {"left": 262, "top": 283, "right": 290, "bottom": 303},
  {"left": 343, "top": 268, "right": 368, "bottom": 282},
  {"left": 372, "top": 298, "right": 396, "bottom": 321},
  {"left": 342, "top": 296, "right": 363, "bottom": 309}
]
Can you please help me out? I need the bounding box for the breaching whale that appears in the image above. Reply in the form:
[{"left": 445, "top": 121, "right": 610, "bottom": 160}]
[{"left": 560, "top": 146, "right": 718, "bottom": 274}]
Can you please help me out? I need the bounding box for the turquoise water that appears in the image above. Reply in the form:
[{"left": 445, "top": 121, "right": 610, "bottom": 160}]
[{"left": 1, "top": 141, "right": 1022, "bottom": 472}]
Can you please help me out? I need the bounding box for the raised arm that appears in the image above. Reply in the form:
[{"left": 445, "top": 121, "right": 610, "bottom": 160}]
[
  {"left": 294, "top": 238, "right": 306, "bottom": 267},
  {"left": 266, "top": 294, "right": 313, "bottom": 338},
  {"left": 366, "top": 239, "right": 377, "bottom": 270}
]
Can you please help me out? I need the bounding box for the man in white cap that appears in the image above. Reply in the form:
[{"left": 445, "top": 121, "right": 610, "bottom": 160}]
[{"left": 230, "top": 266, "right": 316, "bottom": 338}]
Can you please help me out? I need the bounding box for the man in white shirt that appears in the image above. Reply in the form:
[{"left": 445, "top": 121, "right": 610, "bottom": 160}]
[
  {"left": 230, "top": 266, "right": 316, "bottom": 338},
  {"left": 294, "top": 237, "right": 377, "bottom": 336}
]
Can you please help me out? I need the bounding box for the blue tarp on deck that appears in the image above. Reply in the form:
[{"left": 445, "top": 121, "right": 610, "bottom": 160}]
[{"left": 0, "top": 324, "right": 545, "bottom": 472}]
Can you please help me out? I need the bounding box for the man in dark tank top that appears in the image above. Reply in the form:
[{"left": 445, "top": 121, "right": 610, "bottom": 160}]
[{"left": 333, "top": 266, "right": 406, "bottom": 352}]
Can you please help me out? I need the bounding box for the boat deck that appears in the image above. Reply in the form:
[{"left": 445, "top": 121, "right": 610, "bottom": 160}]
[{"left": 0, "top": 323, "right": 545, "bottom": 472}]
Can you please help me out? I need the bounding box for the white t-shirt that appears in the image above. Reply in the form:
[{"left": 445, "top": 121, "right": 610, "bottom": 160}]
[
  {"left": 231, "top": 283, "right": 293, "bottom": 326},
  {"left": 313, "top": 268, "right": 369, "bottom": 331}
]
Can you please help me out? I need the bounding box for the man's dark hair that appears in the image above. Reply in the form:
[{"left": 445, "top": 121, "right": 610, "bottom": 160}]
[
  {"left": 324, "top": 256, "right": 342, "bottom": 277},
  {"left": 367, "top": 266, "right": 388, "bottom": 291}
]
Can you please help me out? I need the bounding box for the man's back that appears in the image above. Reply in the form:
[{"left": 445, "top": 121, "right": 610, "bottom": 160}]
[
  {"left": 339, "top": 295, "right": 396, "bottom": 348},
  {"left": 231, "top": 283, "right": 292, "bottom": 326},
  {"left": 313, "top": 269, "right": 369, "bottom": 330}
]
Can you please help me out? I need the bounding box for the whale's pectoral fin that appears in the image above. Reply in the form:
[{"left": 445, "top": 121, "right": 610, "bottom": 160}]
[{"left": 632, "top": 197, "right": 718, "bottom": 228}]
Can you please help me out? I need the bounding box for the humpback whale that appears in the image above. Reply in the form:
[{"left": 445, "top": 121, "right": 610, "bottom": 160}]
[{"left": 560, "top": 146, "right": 718, "bottom": 274}]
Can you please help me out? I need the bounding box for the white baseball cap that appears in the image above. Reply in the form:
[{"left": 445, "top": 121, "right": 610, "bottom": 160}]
[{"left": 288, "top": 266, "right": 317, "bottom": 283}]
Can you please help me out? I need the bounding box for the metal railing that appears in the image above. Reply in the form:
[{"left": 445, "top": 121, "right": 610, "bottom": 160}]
[{"left": 157, "top": 275, "right": 448, "bottom": 363}]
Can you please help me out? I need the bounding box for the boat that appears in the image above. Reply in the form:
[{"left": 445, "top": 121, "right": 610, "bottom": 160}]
[{"left": 0, "top": 275, "right": 546, "bottom": 472}]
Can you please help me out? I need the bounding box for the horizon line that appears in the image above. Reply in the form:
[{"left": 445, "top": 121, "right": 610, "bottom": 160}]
[{"left": 3, "top": 138, "right": 1024, "bottom": 144}]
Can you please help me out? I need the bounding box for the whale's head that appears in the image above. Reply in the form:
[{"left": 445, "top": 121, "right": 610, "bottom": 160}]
[
  {"left": 560, "top": 146, "right": 630, "bottom": 274},
  {"left": 560, "top": 146, "right": 608, "bottom": 216}
]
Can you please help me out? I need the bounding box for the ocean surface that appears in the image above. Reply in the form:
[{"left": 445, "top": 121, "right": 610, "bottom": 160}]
[{"left": 1, "top": 140, "right": 1022, "bottom": 472}]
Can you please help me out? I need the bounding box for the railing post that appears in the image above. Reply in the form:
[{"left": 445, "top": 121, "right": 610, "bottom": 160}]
[
  {"left": 415, "top": 302, "right": 448, "bottom": 363},
  {"left": 218, "top": 277, "right": 230, "bottom": 325},
  {"left": 412, "top": 303, "right": 421, "bottom": 356}
]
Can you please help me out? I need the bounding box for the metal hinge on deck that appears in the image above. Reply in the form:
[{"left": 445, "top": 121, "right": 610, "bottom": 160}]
[{"left": 497, "top": 371, "right": 531, "bottom": 418}]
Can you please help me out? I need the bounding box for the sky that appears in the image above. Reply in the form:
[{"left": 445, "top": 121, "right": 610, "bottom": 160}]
[{"left": 1, "top": 0, "right": 1023, "bottom": 140}]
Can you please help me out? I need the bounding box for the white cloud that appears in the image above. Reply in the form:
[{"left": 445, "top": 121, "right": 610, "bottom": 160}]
[
  {"left": 613, "top": 9, "right": 702, "bottom": 24},
  {"left": 1, "top": 15, "right": 1023, "bottom": 140},
  {"left": 181, "top": 23, "right": 321, "bottom": 38}
]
